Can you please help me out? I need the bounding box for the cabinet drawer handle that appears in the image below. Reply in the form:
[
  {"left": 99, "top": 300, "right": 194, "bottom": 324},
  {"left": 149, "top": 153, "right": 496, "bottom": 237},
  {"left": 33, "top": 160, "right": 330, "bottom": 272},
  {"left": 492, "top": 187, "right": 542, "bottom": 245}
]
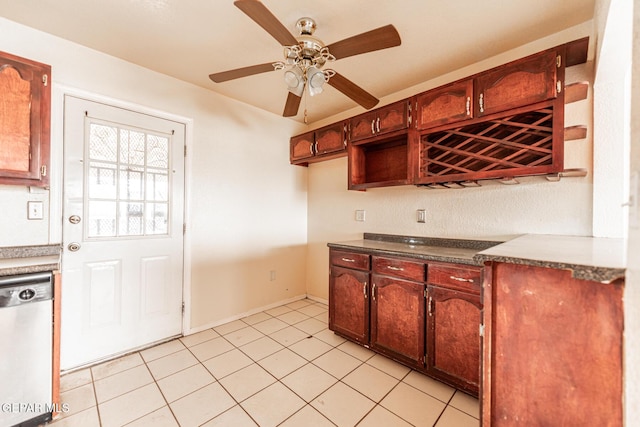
[
  {"left": 363, "top": 282, "right": 367, "bottom": 298},
  {"left": 479, "top": 93, "right": 484, "bottom": 113},
  {"left": 376, "top": 117, "right": 381, "bottom": 133},
  {"left": 341, "top": 257, "right": 356, "bottom": 263},
  {"left": 387, "top": 266, "right": 404, "bottom": 271},
  {"left": 309, "top": 142, "right": 314, "bottom": 155},
  {"left": 371, "top": 120, "right": 375, "bottom": 135},
  {"left": 449, "top": 275, "right": 474, "bottom": 283},
  {"left": 465, "top": 96, "right": 471, "bottom": 116},
  {"left": 372, "top": 283, "right": 376, "bottom": 301}
]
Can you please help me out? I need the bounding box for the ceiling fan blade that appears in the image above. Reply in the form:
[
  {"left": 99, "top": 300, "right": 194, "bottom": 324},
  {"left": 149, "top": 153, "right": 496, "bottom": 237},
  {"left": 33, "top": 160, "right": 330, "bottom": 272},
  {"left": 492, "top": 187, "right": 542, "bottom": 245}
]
[
  {"left": 234, "top": 0, "right": 298, "bottom": 46},
  {"left": 327, "top": 25, "right": 401, "bottom": 60},
  {"left": 283, "top": 91, "right": 302, "bottom": 117},
  {"left": 327, "top": 73, "right": 379, "bottom": 110},
  {"left": 209, "top": 62, "right": 275, "bottom": 83}
]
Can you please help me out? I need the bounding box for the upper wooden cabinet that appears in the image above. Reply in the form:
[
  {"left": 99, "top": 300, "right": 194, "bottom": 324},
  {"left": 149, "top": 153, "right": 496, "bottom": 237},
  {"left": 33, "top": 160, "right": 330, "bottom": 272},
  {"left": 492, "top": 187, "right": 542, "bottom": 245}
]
[
  {"left": 0, "top": 51, "right": 51, "bottom": 187},
  {"left": 290, "top": 121, "right": 346, "bottom": 166},
  {"left": 475, "top": 49, "right": 560, "bottom": 117},
  {"left": 415, "top": 79, "right": 474, "bottom": 130},
  {"left": 415, "top": 48, "right": 561, "bottom": 132},
  {"left": 349, "top": 100, "right": 409, "bottom": 143}
]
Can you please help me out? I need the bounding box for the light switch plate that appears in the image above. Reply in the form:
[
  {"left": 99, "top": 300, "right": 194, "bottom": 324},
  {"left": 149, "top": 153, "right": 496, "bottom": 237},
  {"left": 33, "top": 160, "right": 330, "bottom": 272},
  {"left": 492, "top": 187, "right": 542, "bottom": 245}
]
[
  {"left": 417, "top": 209, "right": 426, "bottom": 223},
  {"left": 355, "top": 210, "right": 366, "bottom": 222},
  {"left": 28, "top": 201, "right": 44, "bottom": 220}
]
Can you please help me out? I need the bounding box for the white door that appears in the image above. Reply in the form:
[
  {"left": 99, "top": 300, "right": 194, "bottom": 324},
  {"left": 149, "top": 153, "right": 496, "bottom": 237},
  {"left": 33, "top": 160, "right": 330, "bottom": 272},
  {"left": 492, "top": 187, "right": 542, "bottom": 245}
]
[{"left": 61, "top": 96, "right": 185, "bottom": 369}]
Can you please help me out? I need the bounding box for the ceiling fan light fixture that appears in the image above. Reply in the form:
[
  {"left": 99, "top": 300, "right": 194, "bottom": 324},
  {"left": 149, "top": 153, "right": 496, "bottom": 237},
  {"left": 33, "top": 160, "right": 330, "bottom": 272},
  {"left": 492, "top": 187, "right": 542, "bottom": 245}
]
[
  {"left": 307, "top": 66, "right": 326, "bottom": 96},
  {"left": 284, "top": 66, "right": 304, "bottom": 96}
]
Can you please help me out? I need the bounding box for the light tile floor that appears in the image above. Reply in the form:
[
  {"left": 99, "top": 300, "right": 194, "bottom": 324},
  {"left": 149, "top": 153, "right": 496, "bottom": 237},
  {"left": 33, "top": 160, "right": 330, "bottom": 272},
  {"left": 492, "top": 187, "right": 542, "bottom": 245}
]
[{"left": 48, "top": 298, "right": 479, "bottom": 427}]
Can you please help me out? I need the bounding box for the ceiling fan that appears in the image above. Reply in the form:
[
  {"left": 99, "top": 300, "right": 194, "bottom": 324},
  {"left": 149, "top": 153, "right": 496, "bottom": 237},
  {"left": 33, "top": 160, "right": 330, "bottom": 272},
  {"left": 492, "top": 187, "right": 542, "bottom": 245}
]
[{"left": 209, "top": 0, "right": 401, "bottom": 118}]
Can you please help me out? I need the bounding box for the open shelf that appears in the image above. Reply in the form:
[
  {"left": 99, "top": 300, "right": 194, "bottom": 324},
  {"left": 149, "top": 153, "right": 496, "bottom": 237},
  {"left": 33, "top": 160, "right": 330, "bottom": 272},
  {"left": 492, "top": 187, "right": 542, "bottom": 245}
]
[{"left": 349, "top": 134, "right": 409, "bottom": 190}]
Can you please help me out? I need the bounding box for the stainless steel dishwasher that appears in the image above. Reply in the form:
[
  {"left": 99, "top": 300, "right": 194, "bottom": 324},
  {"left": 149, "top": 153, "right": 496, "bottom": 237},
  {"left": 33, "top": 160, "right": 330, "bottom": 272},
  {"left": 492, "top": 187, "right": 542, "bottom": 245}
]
[{"left": 0, "top": 272, "right": 53, "bottom": 427}]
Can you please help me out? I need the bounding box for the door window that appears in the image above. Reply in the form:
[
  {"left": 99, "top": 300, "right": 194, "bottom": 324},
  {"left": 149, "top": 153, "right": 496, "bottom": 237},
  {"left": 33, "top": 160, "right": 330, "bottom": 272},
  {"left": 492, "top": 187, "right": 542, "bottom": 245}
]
[{"left": 86, "top": 121, "right": 171, "bottom": 238}]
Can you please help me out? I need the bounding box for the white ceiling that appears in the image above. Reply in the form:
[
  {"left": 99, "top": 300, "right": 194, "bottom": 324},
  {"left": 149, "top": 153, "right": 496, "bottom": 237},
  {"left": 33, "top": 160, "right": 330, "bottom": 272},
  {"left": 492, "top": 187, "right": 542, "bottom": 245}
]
[{"left": 0, "top": 0, "right": 595, "bottom": 123}]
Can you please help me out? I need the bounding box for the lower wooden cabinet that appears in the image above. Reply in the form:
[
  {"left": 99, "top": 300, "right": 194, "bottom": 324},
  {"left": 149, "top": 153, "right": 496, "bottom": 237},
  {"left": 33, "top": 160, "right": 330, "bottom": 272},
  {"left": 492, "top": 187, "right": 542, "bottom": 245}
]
[
  {"left": 426, "top": 285, "right": 481, "bottom": 395},
  {"left": 371, "top": 274, "right": 425, "bottom": 368},
  {"left": 328, "top": 248, "right": 482, "bottom": 396},
  {"left": 329, "top": 266, "right": 369, "bottom": 344},
  {"left": 483, "top": 262, "right": 624, "bottom": 426}
]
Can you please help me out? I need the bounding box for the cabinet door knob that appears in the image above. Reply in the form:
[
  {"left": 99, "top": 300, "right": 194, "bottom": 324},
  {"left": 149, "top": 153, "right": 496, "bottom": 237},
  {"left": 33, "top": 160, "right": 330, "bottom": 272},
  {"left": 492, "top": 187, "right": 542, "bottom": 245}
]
[
  {"left": 68, "top": 242, "right": 81, "bottom": 252},
  {"left": 69, "top": 215, "right": 81, "bottom": 224}
]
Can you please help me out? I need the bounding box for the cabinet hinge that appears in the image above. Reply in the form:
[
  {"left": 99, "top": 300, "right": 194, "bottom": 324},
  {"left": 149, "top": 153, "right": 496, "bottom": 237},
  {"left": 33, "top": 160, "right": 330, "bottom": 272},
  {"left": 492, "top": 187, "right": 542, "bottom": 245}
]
[
  {"left": 40, "top": 165, "right": 47, "bottom": 177},
  {"left": 42, "top": 74, "right": 48, "bottom": 86},
  {"left": 407, "top": 101, "right": 412, "bottom": 126},
  {"left": 423, "top": 288, "right": 428, "bottom": 299},
  {"left": 556, "top": 55, "right": 562, "bottom": 68},
  {"left": 479, "top": 324, "right": 485, "bottom": 337},
  {"left": 556, "top": 80, "right": 562, "bottom": 94},
  {"left": 183, "top": 223, "right": 186, "bottom": 234},
  {"left": 181, "top": 302, "right": 185, "bottom": 314},
  {"left": 184, "top": 146, "right": 187, "bottom": 157}
]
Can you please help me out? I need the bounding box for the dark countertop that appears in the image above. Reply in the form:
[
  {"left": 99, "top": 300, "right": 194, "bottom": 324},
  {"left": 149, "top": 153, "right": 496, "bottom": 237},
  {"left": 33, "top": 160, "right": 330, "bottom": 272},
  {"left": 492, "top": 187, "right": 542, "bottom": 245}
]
[
  {"left": 329, "top": 233, "right": 627, "bottom": 282},
  {"left": 328, "top": 233, "right": 502, "bottom": 266},
  {"left": 474, "top": 234, "right": 626, "bottom": 283},
  {"left": 0, "top": 244, "right": 61, "bottom": 276}
]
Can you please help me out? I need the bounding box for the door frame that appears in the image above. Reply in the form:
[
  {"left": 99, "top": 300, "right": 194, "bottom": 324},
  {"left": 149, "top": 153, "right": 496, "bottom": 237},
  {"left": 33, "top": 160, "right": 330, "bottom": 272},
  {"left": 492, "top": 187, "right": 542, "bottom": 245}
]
[{"left": 51, "top": 84, "right": 194, "bottom": 335}]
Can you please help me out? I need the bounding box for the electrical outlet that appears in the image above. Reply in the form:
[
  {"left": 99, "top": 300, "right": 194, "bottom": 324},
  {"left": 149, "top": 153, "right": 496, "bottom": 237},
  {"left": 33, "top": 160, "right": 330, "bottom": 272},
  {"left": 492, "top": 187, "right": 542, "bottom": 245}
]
[
  {"left": 417, "top": 209, "right": 426, "bottom": 223},
  {"left": 355, "top": 210, "right": 366, "bottom": 222},
  {"left": 27, "top": 201, "right": 44, "bottom": 220}
]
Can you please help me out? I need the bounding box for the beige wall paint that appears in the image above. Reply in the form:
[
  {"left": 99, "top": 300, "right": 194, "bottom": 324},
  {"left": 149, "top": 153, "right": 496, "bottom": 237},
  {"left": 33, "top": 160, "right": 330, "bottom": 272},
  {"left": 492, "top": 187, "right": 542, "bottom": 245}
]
[
  {"left": 306, "top": 22, "right": 596, "bottom": 300},
  {"left": 0, "top": 17, "right": 308, "bottom": 330},
  {"left": 624, "top": 0, "right": 639, "bottom": 423}
]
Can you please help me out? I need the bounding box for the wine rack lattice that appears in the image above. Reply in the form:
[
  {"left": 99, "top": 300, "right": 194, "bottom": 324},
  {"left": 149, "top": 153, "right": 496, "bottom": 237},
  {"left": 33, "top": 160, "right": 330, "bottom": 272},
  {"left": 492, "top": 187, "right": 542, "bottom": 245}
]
[{"left": 419, "top": 108, "right": 554, "bottom": 178}]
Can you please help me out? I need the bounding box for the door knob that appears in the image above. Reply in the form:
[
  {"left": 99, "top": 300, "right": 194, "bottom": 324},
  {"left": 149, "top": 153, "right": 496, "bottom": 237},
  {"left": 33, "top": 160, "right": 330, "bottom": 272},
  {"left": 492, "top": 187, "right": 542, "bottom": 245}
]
[
  {"left": 69, "top": 215, "right": 81, "bottom": 224},
  {"left": 67, "top": 242, "right": 81, "bottom": 252}
]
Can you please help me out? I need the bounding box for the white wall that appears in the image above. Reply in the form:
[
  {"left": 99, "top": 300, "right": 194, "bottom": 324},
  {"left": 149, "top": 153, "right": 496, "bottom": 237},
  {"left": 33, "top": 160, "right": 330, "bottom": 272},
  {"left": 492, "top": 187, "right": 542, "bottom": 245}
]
[
  {"left": 306, "top": 22, "right": 596, "bottom": 299},
  {"left": 0, "top": 17, "right": 308, "bottom": 330},
  {"left": 625, "top": 0, "right": 640, "bottom": 424},
  {"left": 592, "top": 0, "right": 633, "bottom": 237}
]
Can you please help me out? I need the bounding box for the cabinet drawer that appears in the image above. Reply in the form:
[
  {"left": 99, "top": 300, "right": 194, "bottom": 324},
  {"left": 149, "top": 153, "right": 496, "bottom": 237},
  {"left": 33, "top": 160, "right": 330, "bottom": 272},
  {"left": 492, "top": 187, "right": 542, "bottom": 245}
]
[
  {"left": 427, "top": 263, "right": 481, "bottom": 294},
  {"left": 330, "top": 250, "right": 370, "bottom": 270},
  {"left": 372, "top": 256, "right": 425, "bottom": 282}
]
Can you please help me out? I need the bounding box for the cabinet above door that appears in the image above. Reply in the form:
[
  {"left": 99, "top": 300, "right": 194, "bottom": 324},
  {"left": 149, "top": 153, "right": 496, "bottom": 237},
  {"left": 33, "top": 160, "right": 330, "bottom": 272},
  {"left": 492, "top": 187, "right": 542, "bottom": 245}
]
[{"left": 0, "top": 51, "right": 51, "bottom": 187}]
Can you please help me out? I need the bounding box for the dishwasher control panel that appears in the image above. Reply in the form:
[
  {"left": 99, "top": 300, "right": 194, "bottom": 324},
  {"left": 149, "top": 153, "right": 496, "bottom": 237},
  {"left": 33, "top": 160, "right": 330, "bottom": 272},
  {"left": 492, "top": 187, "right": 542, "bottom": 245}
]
[{"left": 0, "top": 272, "right": 52, "bottom": 308}]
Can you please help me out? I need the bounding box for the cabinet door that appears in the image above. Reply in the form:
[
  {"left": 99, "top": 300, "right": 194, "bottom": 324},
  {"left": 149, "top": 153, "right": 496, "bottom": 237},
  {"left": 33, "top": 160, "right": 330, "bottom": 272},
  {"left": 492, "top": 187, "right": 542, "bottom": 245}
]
[
  {"left": 416, "top": 80, "right": 473, "bottom": 130},
  {"left": 484, "top": 263, "right": 623, "bottom": 426},
  {"left": 376, "top": 100, "right": 409, "bottom": 135},
  {"left": 329, "top": 265, "right": 370, "bottom": 344},
  {"left": 476, "top": 49, "right": 558, "bottom": 117},
  {"left": 290, "top": 131, "right": 314, "bottom": 163},
  {"left": 349, "top": 111, "right": 378, "bottom": 143},
  {"left": 427, "top": 286, "right": 481, "bottom": 395},
  {"left": 0, "top": 51, "right": 51, "bottom": 186},
  {"left": 370, "top": 274, "right": 425, "bottom": 367},
  {"left": 315, "top": 122, "right": 345, "bottom": 155}
]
